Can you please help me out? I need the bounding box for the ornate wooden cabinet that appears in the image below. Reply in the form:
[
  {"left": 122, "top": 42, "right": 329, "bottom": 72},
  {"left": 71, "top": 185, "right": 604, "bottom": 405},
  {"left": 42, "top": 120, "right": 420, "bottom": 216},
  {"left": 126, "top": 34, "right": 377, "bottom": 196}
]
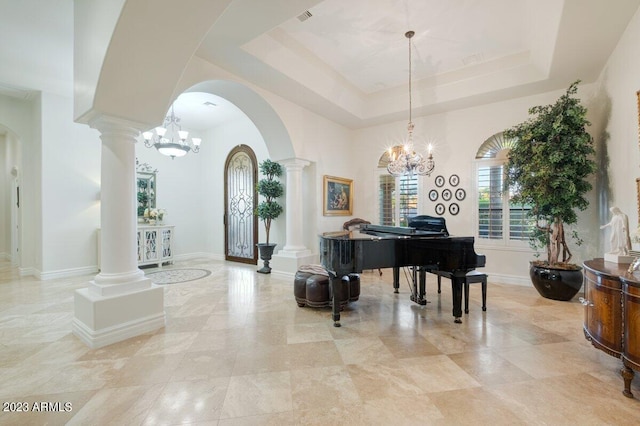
[
  {"left": 582, "top": 258, "right": 640, "bottom": 398},
  {"left": 137, "top": 225, "right": 174, "bottom": 267}
]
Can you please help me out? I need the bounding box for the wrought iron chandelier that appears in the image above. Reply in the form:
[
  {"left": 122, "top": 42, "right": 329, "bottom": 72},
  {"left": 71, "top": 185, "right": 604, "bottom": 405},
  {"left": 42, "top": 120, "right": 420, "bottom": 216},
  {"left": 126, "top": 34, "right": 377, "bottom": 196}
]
[
  {"left": 387, "top": 30, "right": 435, "bottom": 177},
  {"left": 142, "top": 103, "right": 201, "bottom": 159}
]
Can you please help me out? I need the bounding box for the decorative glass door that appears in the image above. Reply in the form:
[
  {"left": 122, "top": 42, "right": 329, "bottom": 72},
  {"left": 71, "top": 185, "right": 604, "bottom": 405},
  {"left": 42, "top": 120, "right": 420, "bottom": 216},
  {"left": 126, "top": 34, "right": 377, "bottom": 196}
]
[{"left": 224, "top": 145, "right": 258, "bottom": 264}]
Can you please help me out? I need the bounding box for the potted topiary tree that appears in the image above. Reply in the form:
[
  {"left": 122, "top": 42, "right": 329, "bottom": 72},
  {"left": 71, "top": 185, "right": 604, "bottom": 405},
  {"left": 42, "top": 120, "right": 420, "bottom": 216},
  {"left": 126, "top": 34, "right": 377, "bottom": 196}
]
[
  {"left": 255, "top": 159, "right": 284, "bottom": 273},
  {"left": 503, "top": 80, "right": 597, "bottom": 301}
]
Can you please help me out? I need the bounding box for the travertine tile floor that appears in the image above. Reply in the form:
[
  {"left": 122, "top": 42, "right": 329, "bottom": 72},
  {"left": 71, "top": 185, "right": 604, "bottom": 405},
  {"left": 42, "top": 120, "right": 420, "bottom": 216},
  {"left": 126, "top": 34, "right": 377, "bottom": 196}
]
[{"left": 1, "top": 258, "right": 639, "bottom": 425}]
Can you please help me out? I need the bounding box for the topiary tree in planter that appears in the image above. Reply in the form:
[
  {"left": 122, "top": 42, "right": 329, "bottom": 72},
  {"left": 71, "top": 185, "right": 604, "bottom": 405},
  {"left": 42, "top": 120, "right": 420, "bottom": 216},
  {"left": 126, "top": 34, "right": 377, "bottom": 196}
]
[
  {"left": 255, "top": 159, "right": 284, "bottom": 273},
  {"left": 503, "top": 80, "right": 597, "bottom": 300}
]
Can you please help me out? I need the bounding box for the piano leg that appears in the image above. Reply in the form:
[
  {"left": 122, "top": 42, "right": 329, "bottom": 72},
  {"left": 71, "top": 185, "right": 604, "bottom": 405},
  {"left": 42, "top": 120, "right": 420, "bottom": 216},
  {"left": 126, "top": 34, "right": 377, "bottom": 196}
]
[
  {"left": 393, "top": 267, "right": 400, "bottom": 293},
  {"left": 330, "top": 274, "right": 342, "bottom": 327},
  {"left": 409, "top": 267, "right": 427, "bottom": 305},
  {"left": 451, "top": 276, "right": 464, "bottom": 323}
]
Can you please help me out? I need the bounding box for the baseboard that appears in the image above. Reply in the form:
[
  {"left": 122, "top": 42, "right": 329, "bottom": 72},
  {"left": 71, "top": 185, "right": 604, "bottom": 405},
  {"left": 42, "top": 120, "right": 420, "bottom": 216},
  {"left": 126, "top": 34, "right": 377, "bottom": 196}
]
[
  {"left": 72, "top": 312, "right": 165, "bottom": 349},
  {"left": 38, "top": 265, "right": 99, "bottom": 281},
  {"left": 173, "top": 252, "right": 224, "bottom": 262},
  {"left": 481, "top": 272, "right": 531, "bottom": 286}
]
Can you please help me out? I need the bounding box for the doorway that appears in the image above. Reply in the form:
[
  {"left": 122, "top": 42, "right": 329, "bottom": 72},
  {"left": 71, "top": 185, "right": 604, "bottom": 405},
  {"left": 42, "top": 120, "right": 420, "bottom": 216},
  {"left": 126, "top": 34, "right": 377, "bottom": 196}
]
[{"left": 224, "top": 145, "right": 258, "bottom": 264}]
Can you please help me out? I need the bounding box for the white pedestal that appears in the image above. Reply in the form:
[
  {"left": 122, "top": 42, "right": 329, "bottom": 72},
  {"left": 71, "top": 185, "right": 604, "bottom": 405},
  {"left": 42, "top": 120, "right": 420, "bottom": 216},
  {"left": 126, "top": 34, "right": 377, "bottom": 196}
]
[
  {"left": 604, "top": 253, "right": 635, "bottom": 264},
  {"left": 271, "top": 250, "right": 317, "bottom": 276},
  {"left": 73, "top": 282, "right": 165, "bottom": 349}
]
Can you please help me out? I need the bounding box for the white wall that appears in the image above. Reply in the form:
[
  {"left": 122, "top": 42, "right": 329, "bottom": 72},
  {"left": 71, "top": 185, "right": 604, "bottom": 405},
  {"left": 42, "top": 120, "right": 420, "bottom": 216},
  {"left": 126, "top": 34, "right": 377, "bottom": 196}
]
[
  {"left": 352, "top": 84, "right": 603, "bottom": 284},
  {"left": 594, "top": 6, "right": 640, "bottom": 242},
  {"left": 40, "top": 92, "right": 101, "bottom": 277}
]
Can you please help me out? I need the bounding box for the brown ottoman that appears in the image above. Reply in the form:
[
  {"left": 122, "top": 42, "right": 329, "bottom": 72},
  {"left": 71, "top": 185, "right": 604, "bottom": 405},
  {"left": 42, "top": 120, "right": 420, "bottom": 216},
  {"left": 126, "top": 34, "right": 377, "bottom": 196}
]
[{"left": 294, "top": 270, "right": 360, "bottom": 308}]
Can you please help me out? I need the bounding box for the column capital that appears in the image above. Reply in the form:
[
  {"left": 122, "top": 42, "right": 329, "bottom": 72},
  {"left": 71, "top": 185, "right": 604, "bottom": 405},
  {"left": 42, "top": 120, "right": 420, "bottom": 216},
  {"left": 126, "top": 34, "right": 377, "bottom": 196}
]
[
  {"left": 278, "top": 158, "right": 310, "bottom": 171},
  {"left": 88, "top": 114, "right": 146, "bottom": 140}
]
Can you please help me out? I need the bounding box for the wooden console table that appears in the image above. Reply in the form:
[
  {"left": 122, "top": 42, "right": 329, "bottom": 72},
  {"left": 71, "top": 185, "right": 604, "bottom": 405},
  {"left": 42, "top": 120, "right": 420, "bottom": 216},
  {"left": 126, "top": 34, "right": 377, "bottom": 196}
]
[{"left": 582, "top": 258, "right": 640, "bottom": 398}]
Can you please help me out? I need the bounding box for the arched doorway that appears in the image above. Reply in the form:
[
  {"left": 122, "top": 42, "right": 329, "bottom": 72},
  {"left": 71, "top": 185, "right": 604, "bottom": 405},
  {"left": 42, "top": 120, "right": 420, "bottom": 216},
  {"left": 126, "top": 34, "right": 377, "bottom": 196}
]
[{"left": 224, "top": 144, "right": 258, "bottom": 264}]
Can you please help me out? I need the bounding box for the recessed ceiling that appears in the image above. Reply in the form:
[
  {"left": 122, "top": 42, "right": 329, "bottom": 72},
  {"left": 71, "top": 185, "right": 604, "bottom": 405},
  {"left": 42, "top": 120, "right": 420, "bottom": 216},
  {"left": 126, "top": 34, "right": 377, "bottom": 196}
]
[
  {"left": 197, "top": 0, "right": 640, "bottom": 128},
  {"left": 170, "top": 92, "right": 247, "bottom": 131}
]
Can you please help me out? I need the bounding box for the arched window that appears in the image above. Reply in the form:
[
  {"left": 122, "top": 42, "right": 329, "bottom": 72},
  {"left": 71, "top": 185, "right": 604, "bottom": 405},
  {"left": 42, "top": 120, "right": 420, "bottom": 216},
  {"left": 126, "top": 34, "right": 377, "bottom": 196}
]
[
  {"left": 376, "top": 147, "right": 420, "bottom": 226},
  {"left": 475, "top": 132, "right": 531, "bottom": 243}
]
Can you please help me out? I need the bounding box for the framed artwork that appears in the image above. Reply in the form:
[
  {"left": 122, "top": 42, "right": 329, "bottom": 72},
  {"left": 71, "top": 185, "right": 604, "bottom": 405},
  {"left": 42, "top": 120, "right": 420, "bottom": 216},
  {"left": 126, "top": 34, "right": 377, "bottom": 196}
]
[
  {"left": 455, "top": 188, "right": 466, "bottom": 201},
  {"left": 435, "top": 175, "right": 445, "bottom": 187},
  {"left": 435, "top": 203, "right": 445, "bottom": 215},
  {"left": 449, "top": 174, "right": 460, "bottom": 186},
  {"left": 429, "top": 189, "right": 439, "bottom": 201},
  {"left": 442, "top": 188, "right": 452, "bottom": 201},
  {"left": 449, "top": 203, "right": 460, "bottom": 215},
  {"left": 323, "top": 175, "right": 353, "bottom": 216}
]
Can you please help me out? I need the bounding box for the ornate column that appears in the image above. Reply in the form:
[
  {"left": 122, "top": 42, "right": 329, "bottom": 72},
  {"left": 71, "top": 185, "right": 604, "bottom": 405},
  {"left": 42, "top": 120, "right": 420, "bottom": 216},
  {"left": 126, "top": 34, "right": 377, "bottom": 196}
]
[
  {"left": 73, "top": 116, "right": 165, "bottom": 348},
  {"left": 271, "top": 158, "right": 315, "bottom": 274}
]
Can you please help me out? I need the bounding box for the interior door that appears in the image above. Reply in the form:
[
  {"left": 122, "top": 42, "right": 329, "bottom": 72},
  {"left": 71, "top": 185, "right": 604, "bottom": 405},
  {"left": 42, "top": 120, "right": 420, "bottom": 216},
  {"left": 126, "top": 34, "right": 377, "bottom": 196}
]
[{"left": 224, "top": 145, "right": 258, "bottom": 264}]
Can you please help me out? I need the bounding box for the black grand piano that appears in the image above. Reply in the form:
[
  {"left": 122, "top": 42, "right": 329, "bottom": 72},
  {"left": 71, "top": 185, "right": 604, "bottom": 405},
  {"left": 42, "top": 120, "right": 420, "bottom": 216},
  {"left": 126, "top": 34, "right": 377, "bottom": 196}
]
[{"left": 319, "top": 215, "right": 485, "bottom": 326}]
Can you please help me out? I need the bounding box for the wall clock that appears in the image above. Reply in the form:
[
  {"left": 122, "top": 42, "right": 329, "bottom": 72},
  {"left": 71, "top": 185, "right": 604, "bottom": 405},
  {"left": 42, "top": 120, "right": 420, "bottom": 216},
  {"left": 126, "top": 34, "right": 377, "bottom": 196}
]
[
  {"left": 435, "top": 175, "right": 445, "bottom": 187},
  {"left": 449, "top": 174, "right": 460, "bottom": 186},
  {"left": 435, "top": 203, "right": 445, "bottom": 215},
  {"left": 449, "top": 203, "right": 460, "bottom": 215},
  {"left": 429, "top": 189, "right": 439, "bottom": 201},
  {"left": 442, "top": 188, "right": 452, "bottom": 201},
  {"left": 455, "top": 188, "right": 466, "bottom": 201}
]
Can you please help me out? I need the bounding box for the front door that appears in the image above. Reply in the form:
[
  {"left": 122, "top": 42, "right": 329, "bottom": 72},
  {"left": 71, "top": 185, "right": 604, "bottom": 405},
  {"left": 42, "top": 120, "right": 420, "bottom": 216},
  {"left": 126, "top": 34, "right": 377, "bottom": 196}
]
[{"left": 224, "top": 145, "right": 258, "bottom": 264}]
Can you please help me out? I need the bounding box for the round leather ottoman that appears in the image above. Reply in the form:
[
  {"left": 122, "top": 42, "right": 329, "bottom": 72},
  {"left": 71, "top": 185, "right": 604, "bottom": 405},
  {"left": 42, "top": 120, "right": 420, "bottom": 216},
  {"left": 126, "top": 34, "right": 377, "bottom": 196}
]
[{"left": 294, "top": 270, "right": 360, "bottom": 308}]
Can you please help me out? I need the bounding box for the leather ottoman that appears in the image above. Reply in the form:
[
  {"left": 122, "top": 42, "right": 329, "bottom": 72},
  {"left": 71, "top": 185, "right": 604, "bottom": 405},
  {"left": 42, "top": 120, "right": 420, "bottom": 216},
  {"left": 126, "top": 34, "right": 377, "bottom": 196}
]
[{"left": 294, "top": 271, "right": 360, "bottom": 308}]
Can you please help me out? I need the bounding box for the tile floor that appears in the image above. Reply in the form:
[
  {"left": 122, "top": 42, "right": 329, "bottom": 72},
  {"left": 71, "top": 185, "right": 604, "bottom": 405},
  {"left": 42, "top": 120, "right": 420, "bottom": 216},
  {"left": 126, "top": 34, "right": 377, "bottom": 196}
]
[{"left": 0, "top": 258, "right": 639, "bottom": 425}]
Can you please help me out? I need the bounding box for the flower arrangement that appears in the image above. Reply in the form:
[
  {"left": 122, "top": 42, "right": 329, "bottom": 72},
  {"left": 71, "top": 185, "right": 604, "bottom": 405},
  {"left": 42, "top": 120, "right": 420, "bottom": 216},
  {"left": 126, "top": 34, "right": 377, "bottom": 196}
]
[{"left": 143, "top": 208, "right": 166, "bottom": 224}]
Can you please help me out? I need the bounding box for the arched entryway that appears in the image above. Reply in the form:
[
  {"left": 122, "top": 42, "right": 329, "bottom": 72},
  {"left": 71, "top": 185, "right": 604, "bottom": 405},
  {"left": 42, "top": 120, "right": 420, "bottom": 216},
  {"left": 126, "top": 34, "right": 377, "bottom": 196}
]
[{"left": 224, "top": 144, "right": 258, "bottom": 264}]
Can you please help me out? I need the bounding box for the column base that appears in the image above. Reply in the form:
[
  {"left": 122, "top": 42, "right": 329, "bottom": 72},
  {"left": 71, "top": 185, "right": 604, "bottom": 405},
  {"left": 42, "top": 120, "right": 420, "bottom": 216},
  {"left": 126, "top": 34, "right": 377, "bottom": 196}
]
[
  {"left": 72, "top": 284, "right": 165, "bottom": 349},
  {"left": 271, "top": 249, "right": 318, "bottom": 275}
]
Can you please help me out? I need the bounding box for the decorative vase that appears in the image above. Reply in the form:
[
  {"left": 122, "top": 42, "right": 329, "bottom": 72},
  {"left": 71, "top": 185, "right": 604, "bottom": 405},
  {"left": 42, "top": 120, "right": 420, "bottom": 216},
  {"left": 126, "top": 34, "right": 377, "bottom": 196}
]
[
  {"left": 256, "top": 243, "right": 277, "bottom": 274},
  {"left": 148, "top": 219, "right": 156, "bottom": 225},
  {"left": 529, "top": 263, "right": 583, "bottom": 301}
]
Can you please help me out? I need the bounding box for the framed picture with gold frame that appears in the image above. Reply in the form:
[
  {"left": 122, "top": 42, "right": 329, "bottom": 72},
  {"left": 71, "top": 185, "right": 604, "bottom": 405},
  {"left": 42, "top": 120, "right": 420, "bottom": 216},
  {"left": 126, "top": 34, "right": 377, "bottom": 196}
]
[{"left": 323, "top": 175, "right": 353, "bottom": 216}]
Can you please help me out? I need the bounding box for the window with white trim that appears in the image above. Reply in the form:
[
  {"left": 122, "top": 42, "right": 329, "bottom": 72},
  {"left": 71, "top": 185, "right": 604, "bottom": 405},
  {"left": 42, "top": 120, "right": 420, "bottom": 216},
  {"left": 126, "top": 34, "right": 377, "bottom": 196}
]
[
  {"left": 476, "top": 133, "right": 532, "bottom": 244},
  {"left": 377, "top": 149, "right": 420, "bottom": 227}
]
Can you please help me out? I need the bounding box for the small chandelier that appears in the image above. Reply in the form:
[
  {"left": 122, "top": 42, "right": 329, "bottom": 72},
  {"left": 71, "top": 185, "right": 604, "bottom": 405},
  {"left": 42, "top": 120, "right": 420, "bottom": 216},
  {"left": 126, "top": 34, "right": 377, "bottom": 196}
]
[
  {"left": 142, "top": 104, "right": 201, "bottom": 159},
  {"left": 387, "top": 30, "right": 435, "bottom": 177}
]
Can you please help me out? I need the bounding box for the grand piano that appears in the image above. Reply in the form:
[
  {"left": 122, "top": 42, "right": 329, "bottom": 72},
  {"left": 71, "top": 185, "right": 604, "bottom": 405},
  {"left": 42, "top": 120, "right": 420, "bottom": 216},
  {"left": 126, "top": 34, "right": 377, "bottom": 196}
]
[{"left": 319, "top": 215, "right": 485, "bottom": 326}]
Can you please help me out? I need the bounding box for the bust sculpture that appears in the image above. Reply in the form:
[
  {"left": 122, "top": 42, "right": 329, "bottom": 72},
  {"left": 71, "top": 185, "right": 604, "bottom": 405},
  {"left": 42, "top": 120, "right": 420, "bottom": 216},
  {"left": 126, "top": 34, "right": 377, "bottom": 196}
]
[{"left": 601, "top": 206, "right": 633, "bottom": 263}]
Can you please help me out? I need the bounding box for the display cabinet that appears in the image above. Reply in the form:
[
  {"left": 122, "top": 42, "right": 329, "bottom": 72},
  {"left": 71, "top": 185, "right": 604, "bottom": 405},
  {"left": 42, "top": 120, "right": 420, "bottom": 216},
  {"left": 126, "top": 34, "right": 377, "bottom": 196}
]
[
  {"left": 137, "top": 225, "right": 174, "bottom": 267},
  {"left": 582, "top": 258, "right": 640, "bottom": 398}
]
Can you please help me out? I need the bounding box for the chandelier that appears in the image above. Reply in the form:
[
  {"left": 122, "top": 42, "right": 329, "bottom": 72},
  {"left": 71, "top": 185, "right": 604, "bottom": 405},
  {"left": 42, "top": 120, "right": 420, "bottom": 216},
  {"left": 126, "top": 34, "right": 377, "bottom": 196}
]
[
  {"left": 142, "top": 104, "right": 201, "bottom": 159},
  {"left": 386, "top": 30, "right": 435, "bottom": 177}
]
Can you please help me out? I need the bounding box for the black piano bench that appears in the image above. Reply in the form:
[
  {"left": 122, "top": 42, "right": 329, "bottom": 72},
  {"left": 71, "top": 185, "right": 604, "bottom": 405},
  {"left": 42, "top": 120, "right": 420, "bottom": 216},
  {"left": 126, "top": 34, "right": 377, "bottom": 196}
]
[
  {"left": 294, "top": 271, "right": 360, "bottom": 308},
  {"left": 436, "top": 271, "right": 487, "bottom": 313}
]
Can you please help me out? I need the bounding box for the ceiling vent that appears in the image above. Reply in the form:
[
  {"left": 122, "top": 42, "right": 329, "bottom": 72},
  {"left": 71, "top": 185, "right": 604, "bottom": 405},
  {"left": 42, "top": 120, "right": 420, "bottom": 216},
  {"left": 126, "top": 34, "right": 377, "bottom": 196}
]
[{"left": 297, "top": 10, "right": 312, "bottom": 22}]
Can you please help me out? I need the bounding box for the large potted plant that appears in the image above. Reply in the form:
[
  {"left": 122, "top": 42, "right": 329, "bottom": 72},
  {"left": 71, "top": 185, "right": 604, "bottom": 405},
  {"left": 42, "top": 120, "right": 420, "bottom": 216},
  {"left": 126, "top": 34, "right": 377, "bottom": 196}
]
[
  {"left": 255, "top": 159, "right": 284, "bottom": 273},
  {"left": 503, "top": 80, "right": 597, "bottom": 301}
]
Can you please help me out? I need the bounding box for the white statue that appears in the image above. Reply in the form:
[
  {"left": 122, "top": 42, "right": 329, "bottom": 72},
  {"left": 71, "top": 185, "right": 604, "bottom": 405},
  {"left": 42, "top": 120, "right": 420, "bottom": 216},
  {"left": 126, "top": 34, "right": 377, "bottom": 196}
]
[{"left": 601, "top": 206, "right": 631, "bottom": 256}]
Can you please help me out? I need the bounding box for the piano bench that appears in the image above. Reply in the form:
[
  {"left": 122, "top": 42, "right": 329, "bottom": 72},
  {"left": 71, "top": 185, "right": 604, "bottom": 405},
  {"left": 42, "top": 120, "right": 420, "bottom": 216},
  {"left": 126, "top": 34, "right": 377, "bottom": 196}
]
[
  {"left": 294, "top": 271, "right": 360, "bottom": 309},
  {"left": 435, "top": 271, "right": 487, "bottom": 313}
]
